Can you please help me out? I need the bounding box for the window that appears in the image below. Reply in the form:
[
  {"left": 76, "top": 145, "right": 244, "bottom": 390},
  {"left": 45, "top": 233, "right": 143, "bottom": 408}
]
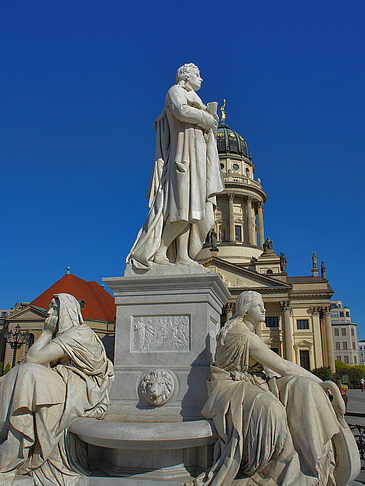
[
  {"left": 340, "top": 311, "right": 344, "bottom": 317},
  {"left": 220, "top": 163, "right": 224, "bottom": 170},
  {"left": 343, "top": 342, "right": 348, "bottom": 350},
  {"left": 232, "top": 163, "right": 239, "bottom": 170},
  {"left": 336, "top": 356, "right": 341, "bottom": 361},
  {"left": 271, "top": 347, "right": 280, "bottom": 355},
  {"left": 352, "top": 342, "right": 356, "bottom": 349},
  {"left": 335, "top": 342, "right": 340, "bottom": 350},
  {"left": 351, "top": 328, "right": 354, "bottom": 336},
  {"left": 265, "top": 317, "right": 279, "bottom": 328},
  {"left": 266, "top": 269, "right": 273, "bottom": 274},
  {"left": 346, "top": 312, "right": 350, "bottom": 317},
  {"left": 334, "top": 328, "right": 339, "bottom": 336},
  {"left": 246, "top": 168, "right": 250, "bottom": 177},
  {"left": 355, "top": 356, "right": 358, "bottom": 364},
  {"left": 344, "top": 356, "right": 349, "bottom": 364},
  {"left": 300, "top": 350, "right": 310, "bottom": 370},
  {"left": 341, "top": 328, "right": 347, "bottom": 336},
  {"left": 297, "top": 319, "right": 309, "bottom": 330},
  {"left": 235, "top": 225, "right": 242, "bottom": 241}
]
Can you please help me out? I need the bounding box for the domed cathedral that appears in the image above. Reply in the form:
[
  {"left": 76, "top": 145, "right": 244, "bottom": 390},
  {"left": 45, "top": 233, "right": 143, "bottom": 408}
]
[
  {"left": 199, "top": 102, "right": 336, "bottom": 373},
  {"left": 198, "top": 99, "right": 267, "bottom": 263}
]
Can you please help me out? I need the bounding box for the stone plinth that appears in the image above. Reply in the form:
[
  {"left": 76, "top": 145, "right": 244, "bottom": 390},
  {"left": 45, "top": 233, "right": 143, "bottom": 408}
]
[{"left": 103, "top": 272, "right": 230, "bottom": 421}]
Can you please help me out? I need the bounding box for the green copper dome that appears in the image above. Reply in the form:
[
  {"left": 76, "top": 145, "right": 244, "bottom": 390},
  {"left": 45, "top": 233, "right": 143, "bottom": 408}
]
[{"left": 216, "top": 123, "right": 248, "bottom": 157}]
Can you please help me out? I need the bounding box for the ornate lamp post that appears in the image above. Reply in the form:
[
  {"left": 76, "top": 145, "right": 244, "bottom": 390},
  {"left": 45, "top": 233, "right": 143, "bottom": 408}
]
[{"left": 4, "top": 324, "right": 31, "bottom": 368}]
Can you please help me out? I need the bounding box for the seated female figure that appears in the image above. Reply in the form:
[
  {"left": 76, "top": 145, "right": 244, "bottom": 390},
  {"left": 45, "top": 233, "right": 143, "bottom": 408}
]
[
  {"left": 0, "top": 293, "right": 114, "bottom": 485},
  {"left": 200, "top": 291, "right": 359, "bottom": 486}
]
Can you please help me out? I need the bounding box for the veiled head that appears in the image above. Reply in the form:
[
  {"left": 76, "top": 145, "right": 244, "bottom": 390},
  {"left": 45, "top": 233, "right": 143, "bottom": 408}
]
[{"left": 51, "top": 293, "right": 84, "bottom": 334}]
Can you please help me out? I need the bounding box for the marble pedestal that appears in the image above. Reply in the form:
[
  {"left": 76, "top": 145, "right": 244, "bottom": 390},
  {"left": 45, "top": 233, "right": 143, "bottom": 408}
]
[
  {"left": 70, "top": 271, "right": 230, "bottom": 483},
  {"left": 103, "top": 271, "right": 230, "bottom": 421}
]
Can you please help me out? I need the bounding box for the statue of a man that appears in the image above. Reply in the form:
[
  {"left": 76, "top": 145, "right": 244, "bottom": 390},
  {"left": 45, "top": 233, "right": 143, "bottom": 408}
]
[
  {"left": 312, "top": 251, "right": 317, "bottom": 269},
  {"left": 127, "top": 63, "right": 224, "bottom": 269},
  {"left": 280, "top": 251, "right": 287, "bottom": 272},
  {"left": 321, "top": 261, "right": 326, "bottom": 278}
]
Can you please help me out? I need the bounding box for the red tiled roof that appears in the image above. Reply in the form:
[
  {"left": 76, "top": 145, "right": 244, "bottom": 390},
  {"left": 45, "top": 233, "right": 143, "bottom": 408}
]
[{"left": 30, "top": 274, "right": 115, "bottom": 323}]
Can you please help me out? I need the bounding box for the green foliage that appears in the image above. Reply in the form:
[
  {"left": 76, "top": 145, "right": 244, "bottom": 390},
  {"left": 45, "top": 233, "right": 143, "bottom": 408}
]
[
  {"left": 3, "top": 363, "right": 11, "bottom": 375},
  {"left": 311, "top": 366, "right": 337, "bottom": 382},
  {"left": 333, "top": 360, "right": 365, "bottom": 388}
]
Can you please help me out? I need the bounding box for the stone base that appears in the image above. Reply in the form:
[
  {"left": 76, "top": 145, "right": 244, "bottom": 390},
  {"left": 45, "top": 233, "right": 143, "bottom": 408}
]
[
  {"left": 69, "top": 417, "right": 216, "bottom": 485},
  {"left": 103, "top": 272, "right": 230, "bottom": 422}
]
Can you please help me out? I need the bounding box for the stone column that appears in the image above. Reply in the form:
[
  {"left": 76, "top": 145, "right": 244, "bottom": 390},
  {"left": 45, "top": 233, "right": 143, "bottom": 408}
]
[
  {"left": 228, "top": 193, "right": 235, "bottom": 242},
  {"left": 311, "top": 307, "right": 323, "bottom": 368},
  {"left": 280, "top": 301, "right": 294, "bottom": 361},
  {"left": 322, "top": 307, "right": 335, "bottom": 373},
  {"left": 247, "top": 197, "right": 255, "bottom": 245},
  {"left": 257, "top": 202, "right": 265, "bottom": 249}
]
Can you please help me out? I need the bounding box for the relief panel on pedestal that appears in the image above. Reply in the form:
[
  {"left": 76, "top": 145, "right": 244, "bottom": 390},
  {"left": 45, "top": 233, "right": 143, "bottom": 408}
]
[{"left": 131, "top": 315, "right": 191, "bottom": 352}]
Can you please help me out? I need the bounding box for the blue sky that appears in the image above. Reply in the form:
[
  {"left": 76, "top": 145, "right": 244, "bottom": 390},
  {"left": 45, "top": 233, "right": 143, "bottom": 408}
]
[{"left": 1, "top": 1, "right": 365, "bottom": 336}]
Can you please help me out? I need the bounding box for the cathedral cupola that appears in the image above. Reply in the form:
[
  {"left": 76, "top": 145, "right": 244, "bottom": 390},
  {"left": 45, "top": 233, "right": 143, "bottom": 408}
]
[{"left": 198, "top": 101, "right": 267, "bottom": 264}]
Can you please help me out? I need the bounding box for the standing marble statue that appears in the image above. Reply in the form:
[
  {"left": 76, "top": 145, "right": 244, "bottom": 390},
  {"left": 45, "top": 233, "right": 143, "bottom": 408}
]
[
  {"left": 127, "top": 63, "right": 224, "bottom": 269},
  {"left": 0, "top": 293, "right": 114, "bottom": 485},
  {"left": 198, "top": 291, "right": 359, "bottom": 485}
]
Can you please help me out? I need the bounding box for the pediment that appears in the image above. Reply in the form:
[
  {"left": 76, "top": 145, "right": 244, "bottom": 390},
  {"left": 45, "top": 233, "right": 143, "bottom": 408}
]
[
  {"left": 7, "top": 306, "right": 47, "bottom": 321},
  {"left": 205, "top": 257, "right": 292, "bottom": 291},
  {"left": 295, "top": 339, "right": 313, "bottom": 348}
]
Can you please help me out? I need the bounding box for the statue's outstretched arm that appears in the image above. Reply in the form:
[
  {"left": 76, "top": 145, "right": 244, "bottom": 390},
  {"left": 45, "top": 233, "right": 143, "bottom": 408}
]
[{"left": 249, "top": 333, "right": 322, "bottom": 383}]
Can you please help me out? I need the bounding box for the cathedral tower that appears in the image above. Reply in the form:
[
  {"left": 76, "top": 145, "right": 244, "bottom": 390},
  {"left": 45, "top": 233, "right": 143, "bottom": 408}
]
[{"left": 199, "top": 105, "right": 267, "bottom": 263}]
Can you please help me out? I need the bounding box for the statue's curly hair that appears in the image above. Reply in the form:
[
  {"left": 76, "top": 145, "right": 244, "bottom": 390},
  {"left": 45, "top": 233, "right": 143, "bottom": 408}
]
[{"left": 176, "top": 63, "right": 199, "bottom": 83}]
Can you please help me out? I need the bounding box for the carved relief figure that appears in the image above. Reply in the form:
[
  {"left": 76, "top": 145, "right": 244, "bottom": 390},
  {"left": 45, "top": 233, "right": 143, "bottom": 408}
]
[
  {"left": 132, "top": 315, "right": 190, "bottom": 352},
  {"left": 199, "top": 291, "right": 359, "bottom": 485},
  {"left": 0, "top": 294, "right": 114, "bottom": 485},
  {"left": 127, "top": 63, "right": 224, "bottom": 269},
  {"left": 140, "top": 369, "right": 175, "bottom": 406}
]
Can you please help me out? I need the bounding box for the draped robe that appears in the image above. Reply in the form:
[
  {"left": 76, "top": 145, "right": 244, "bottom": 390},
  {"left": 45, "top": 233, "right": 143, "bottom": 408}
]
[
  {"left": 0, "top": 294, "right": 114, "bottom": 485},
  {"left": 127, "top": 84, "right": 224, "bottom": 268},
  {"left": 200, "top": 318, "right": 358, "bottom": 486}
]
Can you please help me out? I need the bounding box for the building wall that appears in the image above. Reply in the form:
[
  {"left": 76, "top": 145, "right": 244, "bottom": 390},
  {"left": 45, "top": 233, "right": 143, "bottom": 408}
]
[{"left": 331, "top": 301, "right": 359, "bottom": 365}]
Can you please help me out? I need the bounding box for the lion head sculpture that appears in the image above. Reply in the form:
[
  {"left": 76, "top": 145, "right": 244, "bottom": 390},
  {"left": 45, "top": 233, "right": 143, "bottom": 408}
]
[{"left": 140, "top": 369, "right": 175, "bottom": 406}]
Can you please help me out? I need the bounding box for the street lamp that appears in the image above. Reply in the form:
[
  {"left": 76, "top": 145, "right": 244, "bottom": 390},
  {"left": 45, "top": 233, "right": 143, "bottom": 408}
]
[{"left": 4, "top": 324, "right": 31, "bottom": 368}]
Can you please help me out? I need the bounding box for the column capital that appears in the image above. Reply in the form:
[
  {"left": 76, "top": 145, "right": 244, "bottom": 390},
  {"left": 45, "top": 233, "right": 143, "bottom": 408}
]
[
  {"left": 225, "top": 302, "right": 235, "bottom": 312},
  {"left": 280, "top": 301, "right": 290, "bottom": 311},
  {"left": 310, "top": 306, "right": 321, "bottom": 316},
  {"left": 321, "top": 306, "right": 331, "bottom": 316}
]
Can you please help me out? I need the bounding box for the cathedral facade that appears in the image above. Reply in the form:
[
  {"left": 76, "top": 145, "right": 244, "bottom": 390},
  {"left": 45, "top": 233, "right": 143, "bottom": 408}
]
[{"left": 198, "top": 111, "right": 335, "bottom": 372}]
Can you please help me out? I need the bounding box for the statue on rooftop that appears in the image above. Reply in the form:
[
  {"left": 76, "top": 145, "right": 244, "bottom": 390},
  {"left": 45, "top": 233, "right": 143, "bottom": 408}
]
[
  {"left": 321, "top": 261, "right": 326, "bottom": 278},
  {"left": 263, "top": 237, "right": 273, "bottom": 252},
  {"left": 127, "top": 63, "right": 224, "bottom": 270},
  {"left": 280, "top": 251, "right": 287, "bottom": 272},
  {"left": 197, "top": 291, "right": 360, "bottom": 485},
  {"left": 0, "top": 294, "right": 114, "bottom": 485},
  {"left": 312, "top": 251, "right": 317, "bottom": 269}
]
